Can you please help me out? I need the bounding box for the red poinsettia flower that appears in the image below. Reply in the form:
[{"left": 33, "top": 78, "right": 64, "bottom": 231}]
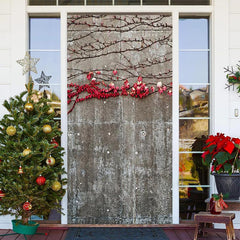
[
  {"left": 224, "top": 141, "right": 235, "bottom": 154},
  {"left": 202, "top": 133, "right": 240, "bottom": 174},
  {"left": 201, "top": 150, "right": 210, "bottom": 160}
]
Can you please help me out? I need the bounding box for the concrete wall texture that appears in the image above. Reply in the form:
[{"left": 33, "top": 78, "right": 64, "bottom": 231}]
[{"left": 67, "top": 14, "right": 172, "bottom": 224}]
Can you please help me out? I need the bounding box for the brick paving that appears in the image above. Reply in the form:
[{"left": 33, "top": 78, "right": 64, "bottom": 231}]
[{"left": 0, "top": 226, "right": 239, "bottom": 240}]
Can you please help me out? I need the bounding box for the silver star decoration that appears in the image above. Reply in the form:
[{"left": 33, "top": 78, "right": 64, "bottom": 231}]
[
  {"left": 34, "top": 71, "right": 52, "bottom": 90},
  {"left": 16, "top": 52, "right": 40, "bottom": 75}
]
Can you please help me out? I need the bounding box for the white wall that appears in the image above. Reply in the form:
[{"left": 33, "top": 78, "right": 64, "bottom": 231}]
[
  {"left": 228, "top": 0, "right": 240, "bottom": 138},
  {"left": 0, "top": 0, "right": 27, "bottom": 229},
  {"left": 0, "top": 0, "right": 26, "bottom": 120},
  {"left": 0, "top": 0, "right": 11, "bottom": 119}
]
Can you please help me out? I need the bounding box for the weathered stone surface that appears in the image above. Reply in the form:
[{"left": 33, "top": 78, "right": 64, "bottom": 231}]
[{"left": 67, "top": 14, "right": 172, "bottom": 224}]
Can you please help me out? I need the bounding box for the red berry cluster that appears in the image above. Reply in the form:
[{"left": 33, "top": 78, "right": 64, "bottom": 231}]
[{"left": 67, "top": 70, "right": 172, "bottom": 114}]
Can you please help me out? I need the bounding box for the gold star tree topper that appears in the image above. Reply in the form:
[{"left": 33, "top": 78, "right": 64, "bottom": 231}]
[{"left": 16, "top": 52, "right": 40, "bottom": 75}]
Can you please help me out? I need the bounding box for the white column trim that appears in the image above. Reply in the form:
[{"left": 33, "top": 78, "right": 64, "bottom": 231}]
[
  {"left": 27, "top": 5, "right": 213, "bottom": 14},
  {"left": 172, "top": 10, "right": 179, "bottom": 224},
  {"left": 60, "top": 9, "right": 68, "bottom": 224},
  {"left": 210, "top": 0, "right": 229, "bottom": 196}
]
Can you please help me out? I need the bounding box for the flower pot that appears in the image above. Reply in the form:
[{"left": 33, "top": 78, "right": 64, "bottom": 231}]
[
  {"left": 214, "top": 173, "right": 240, "bottom": 200},
  {"left": 12, "top": 219, "right": 39, "bottom": 235}
]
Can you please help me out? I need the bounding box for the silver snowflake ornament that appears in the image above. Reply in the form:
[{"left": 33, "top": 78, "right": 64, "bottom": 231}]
[
  {"left": 16, "top": 52, "right": 40, "bottom": 75},
  {"left": 34, "top": 71, "right": 52, "bottom": 90}
]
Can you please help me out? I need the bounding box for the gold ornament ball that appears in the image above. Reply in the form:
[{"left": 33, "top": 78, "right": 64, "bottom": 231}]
[
  {"left": 6, "top": 126, "right": 16, "bottom": 136},
  {"left": 43, "top": 124, "right": 52, "bottom": 134},
  {"left": 52, "top": 181, "right": 61, "bottom": 191},
  {"left": 46, "top": 156, "right": 55, "bottom": 166},
  {"left": 23, "top": 148, "right": 31, "bottom": 156},
  {"left": 47, "top": 107, "right": 55, "bottom": 115},
  {"left": 25, "top": 102, "right": 34, "bottom": 112}
]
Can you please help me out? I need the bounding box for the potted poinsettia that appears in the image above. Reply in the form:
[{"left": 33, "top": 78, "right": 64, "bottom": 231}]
[{"left": 202, "top": 133, "right": 240, "bottom": 199}]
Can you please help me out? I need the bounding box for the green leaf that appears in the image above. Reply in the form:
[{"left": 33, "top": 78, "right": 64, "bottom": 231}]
[
  {"left": 215, "top": 151, "right": 229, "bottom": 164},
  {"left": 236, "top": 158, "right": 240, "bottom": 169},
  {"left": 235, "top": 143, "right": 240, "bottom": 149},
  {"left": 203, "top": 153, "right": 212, "bottom": 165},
  {"left": 223, "top": 163, "right": 232, "bottom": 173},
  {"left": 208, "top": 144, "right": 216, "bottom": 153}
]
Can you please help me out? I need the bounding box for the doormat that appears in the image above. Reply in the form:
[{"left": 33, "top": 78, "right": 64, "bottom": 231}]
[{"left": 64, "top": 227, "right": 169, "bottom": 240}]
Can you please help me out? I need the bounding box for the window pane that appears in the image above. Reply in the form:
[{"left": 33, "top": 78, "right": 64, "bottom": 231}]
[
  {"left": 179, "top": 134, "right": 208, "bottom": 152},
  {"left": 179, "top": 18, "right": 209, "bottom": 49},
  {"left": 30, "top": 51, "right": 61, "bottom": 85},
  {"left": 179, "top": 85, "right": 209, "bottom": 118},
  {"left": 172, "top": 0, "right": 209, "bottom": 5},
  {"left": 179, "top": 51, "right": 209, "bottom": 83},
  {"left": 59, "top": 0, "right": 84, "bottom": 4},
  {"left": 180, "top": 187, "right": 209, "bottom": 220},
  {"left": 30, "top": 18, "right": 60, "bottom": 50},
  {"left": 179, "top": 119, "right": 208, "bottom": 151},
  {"left": 179, "top": 153, "right": 209, "bottom": 186},
  {"left": 87, "top": 0, "right": 112, "bottom": 4},
  {"left": 29, "top": 0, "right": 56, "bottom": 5},
  {"left": 143, "top": 0, "right": 168, "bottom": 5},
  {"left": 115, "top": 0, "right": 140, "bottom": 4}
]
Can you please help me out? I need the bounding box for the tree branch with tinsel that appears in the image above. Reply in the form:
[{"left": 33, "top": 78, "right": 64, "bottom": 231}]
[{"left": 67, "top": 70, "right": 172, "bottom": 114}]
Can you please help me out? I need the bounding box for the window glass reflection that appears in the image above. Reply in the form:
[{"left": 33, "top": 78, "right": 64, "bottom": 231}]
[
  {"left": 172, "top": 0, "right": 209, "bottom": 5},
  {"left": 87, "top": 0, "right": 112, "bottom": 4},
  {"left": 179, "top": 153, "right": 209, "bottom": 186},
  {"left": 59, "top": 0, "right": 84, "bottom": 4},
  {"left": 30, "top": 18, "right": 60, "bottom": 50},
  {"left": 29, "top": 0, "right": 56, "bottom": 5},
  {"left": 143, "top": 0, "right": 168, "bottom": 5},
  {"left": 115, "top": 0, "right": 140, "bottom": 4},
  {"left": 179, "top": 85, "right": 209, "bottom": 117},
  {"left": 30, "top": 51, "right": 61, "bottom": 86},
  {"left": 179, "top": 51, "right": 209, "bottom": 83},
  {"left": 179, "top": 18, "right": 209, "bottom": 49},
  {"left": 29, "top": 0, "right": 210, "bottom": 5},
  {"left": 179, "top": 119, "right": 208, "bottom": 151},
  {"left": 180, "top": 187, "right": 209, "bottom": 220}
]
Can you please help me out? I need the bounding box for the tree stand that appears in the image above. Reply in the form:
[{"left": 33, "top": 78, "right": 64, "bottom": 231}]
[{"left": 0, "top": 220, "right": 47, "bottom": 240}]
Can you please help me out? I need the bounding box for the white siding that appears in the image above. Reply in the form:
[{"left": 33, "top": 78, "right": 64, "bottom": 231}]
[
  {"left": 0, "top": 0, "right": 26, "bottom": 228},
  {"left": 0, "top": 3, "right": 11, "bottom": 86},
  {"left": 0, "top": 68, "right": 10, "bottom": 85},
  {"left": 0, "top": 50, "right": 10, "bottom": 67},
  {"left": 229, "top": 0, "right": 240, "bottom": 13},
  {"left": 0, "top": 0, "right": 10, "bottom": 14},
  {"left": 228, "top": 0, "right": 240, "bottom": 138}
]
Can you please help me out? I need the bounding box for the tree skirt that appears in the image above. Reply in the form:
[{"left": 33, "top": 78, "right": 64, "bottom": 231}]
[{"left": 65, "top": 227, "right": 169, "bottom": 240}]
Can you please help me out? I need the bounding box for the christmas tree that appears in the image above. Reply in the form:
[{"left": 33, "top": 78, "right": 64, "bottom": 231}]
[{"left": 0, "top": 79, "right": 66, "bottom": 224}]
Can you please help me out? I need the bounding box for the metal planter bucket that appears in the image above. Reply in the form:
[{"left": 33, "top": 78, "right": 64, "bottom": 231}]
[
  {"left": 12, "top": 219, "right": 39, "bottom": 235},
  {"left": 214, "top": 173, "right": 240, "bottom": 200}
]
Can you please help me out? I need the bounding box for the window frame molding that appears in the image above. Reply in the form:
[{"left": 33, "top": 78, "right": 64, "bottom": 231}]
[{"left": 26, "top": 4, "right": 218, "bottom": 225}]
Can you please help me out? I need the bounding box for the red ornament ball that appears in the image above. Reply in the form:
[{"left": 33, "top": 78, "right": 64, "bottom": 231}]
[
  {"left": 23, "top": 201, "right": 32, "bottom": 211},
  {"left": 51, "top": 139, "right": 59, "bottom": 148},
  {"left": 0, "top": 189, "right": 5, "bottom": 198},
  {"left": 36, "top": 176, "right": 46, "bottom": 185}
]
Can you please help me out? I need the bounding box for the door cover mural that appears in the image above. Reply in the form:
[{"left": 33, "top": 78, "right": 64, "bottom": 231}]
[{"left": 67, "top": 14, "right": 172, "bottom": 224}]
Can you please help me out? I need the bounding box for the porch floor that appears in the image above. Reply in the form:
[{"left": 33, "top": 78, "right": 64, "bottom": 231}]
[{"left": 0, "top": 225, "right": 240, "bottom": 240}]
